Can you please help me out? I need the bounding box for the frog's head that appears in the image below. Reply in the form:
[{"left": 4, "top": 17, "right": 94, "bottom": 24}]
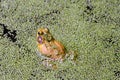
[{"left": 37, "top": 27, "right": 53, "bottom": 44}]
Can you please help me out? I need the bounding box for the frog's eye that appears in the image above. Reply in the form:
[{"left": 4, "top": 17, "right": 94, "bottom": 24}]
[
  {"left": 38, "top": 32, "right": 40, "bottom": 35},
  {"left": 38, "top": 32, "right": 43, "bottom": 35}
]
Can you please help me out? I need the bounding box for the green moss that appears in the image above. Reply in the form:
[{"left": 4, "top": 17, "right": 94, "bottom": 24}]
[{"left": 0, "top": 0, "right": 120, "bottom": 80}]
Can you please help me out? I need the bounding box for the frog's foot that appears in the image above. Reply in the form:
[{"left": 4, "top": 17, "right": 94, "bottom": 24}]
[{"left": 42, "top": 59, "right": 57, "bottom": 69}]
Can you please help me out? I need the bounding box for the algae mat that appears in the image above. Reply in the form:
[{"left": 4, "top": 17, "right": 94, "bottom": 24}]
[{"left": 0, "top": 0, "right": 120, "bottom": 80}]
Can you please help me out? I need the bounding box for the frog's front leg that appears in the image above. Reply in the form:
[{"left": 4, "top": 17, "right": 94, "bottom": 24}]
[
  {"left": 42, "top": 59, "right": 57, "bottom": 69},
  {"left": 36, "top": 49, "right": 49, "bottom": 59},
  {"left": 36, "top": 50, "right": 57, "bottom": 69}
]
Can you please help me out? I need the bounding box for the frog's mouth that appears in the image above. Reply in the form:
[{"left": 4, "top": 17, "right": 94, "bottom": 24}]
[{"left": 37, "top": 36, "right": 43, "bottom": 44}]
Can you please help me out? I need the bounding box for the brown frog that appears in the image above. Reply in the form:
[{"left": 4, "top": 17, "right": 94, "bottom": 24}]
[{"left": 36, "top": 27, "right": 77, "bottom": 69}]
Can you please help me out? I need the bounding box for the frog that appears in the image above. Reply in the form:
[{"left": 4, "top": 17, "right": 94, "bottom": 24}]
[{"left": 36, "top": 27, "right": 77, "bottom": 69}]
